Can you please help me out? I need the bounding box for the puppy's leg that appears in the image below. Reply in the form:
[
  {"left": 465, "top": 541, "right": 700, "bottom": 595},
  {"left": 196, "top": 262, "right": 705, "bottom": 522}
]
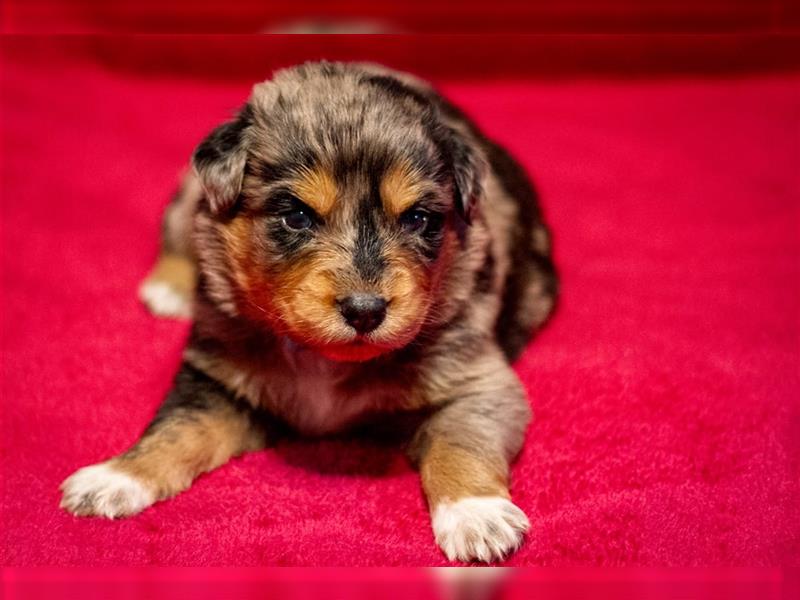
[
  {"left": 138, "top": 171, "right": 202, "bottom": 318},
  {"left": 60, "top": 364, "right": 267, "bottom": 518},
  {"left": 410, "top": 348, "right": 532, "bottom": 563}
]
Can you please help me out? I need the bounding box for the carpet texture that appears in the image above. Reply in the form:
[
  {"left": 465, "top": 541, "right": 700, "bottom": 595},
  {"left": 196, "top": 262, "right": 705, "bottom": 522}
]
[{"left": 2, "top": 47, "right": 799, "bottom": 566}]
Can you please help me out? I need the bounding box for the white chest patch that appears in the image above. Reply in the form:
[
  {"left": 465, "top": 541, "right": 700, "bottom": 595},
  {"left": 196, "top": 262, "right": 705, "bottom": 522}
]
[
  {"left": 185, "top": 343, "right": 394, "bottom": 436},
  {"left": 277, "top": 341, "right": 379, "bottom": 435}
]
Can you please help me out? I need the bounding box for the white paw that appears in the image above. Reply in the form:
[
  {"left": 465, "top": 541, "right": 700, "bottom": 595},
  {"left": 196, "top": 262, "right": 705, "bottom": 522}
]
[
  {"left": 432, "top": 496, "right": 529, "bottom": 563},
  {"left": 60, "top": 463, "right": 155, "bottom": 518},
  {"left": 138, "top": 280, "right": 191, "bottom": 319}
]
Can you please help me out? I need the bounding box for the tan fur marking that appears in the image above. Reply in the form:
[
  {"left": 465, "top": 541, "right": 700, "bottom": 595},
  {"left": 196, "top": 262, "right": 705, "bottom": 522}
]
[
  {"left": 273, "top": 262, "right": 342, "bottom": 343},
  {"left": 112, "top": 408, "right": 264, "bottom": 501},
  {"left": 221, "top": 216, "right": 257, "bottom": 294},
  {"left": 379, "top": 253, "right": 431, "bottom": 341},
  {"left": 420, "top": 438, "right": 509, "bottom": 509},
  {"left": 144, "top": 253, "right": 196, "bottom": 297},
  {"left": 381, "top": 161, "right": 428, "bottom": 216},
  {"left": 292, "top": 165, "right": 338, "bottom": 216}
]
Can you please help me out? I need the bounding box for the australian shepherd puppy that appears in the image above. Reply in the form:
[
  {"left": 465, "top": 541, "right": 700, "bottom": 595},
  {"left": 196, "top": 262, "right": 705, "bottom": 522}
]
[{"left": 60, "top": 62, "right": 557, "bottom": 563}]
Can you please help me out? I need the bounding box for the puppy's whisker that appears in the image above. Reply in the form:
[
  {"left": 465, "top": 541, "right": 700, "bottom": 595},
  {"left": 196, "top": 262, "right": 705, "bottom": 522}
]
[{"left": 248, "top": 299, "right": 269, "bottom": 314}]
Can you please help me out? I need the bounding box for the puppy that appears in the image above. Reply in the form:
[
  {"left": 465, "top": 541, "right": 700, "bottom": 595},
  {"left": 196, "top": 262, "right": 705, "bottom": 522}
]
[{"left": 60, "top": 62, "right": 557, "bottom": 563}]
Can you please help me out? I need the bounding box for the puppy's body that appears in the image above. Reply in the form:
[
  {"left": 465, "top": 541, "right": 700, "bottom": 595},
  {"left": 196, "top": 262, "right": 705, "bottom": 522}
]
[{"left": 62, "top": 62, "right": 557, "bottom": 563}]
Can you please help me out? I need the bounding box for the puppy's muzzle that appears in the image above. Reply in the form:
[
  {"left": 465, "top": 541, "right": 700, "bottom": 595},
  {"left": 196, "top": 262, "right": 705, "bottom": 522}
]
[{"left": 337, "top": 293, "right": 387, "bottom": 334}]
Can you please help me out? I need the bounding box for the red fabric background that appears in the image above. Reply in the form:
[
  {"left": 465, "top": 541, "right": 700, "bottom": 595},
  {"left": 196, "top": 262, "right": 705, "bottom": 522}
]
[{"left": 1, "top": 37, "right": 799, "bottom": 566}]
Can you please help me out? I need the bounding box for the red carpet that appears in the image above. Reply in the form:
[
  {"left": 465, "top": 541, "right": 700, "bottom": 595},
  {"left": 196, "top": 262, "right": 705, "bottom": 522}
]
[{"left": 2, "top": 45, "right": 799, "bottom": 566}]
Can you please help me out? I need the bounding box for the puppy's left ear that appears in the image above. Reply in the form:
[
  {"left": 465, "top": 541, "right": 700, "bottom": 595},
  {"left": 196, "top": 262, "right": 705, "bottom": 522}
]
[
  {"left": 192, "top": 104, "right": 252, "bottom": 215},
  {"left": 443, "top": 127, "right": 487, "bottom": 225}
]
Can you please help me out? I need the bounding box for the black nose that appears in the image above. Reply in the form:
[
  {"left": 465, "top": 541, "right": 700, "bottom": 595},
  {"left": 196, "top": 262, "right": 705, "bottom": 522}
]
[{"left": 338, "top": 294, "right": 387, "bottom": 334}]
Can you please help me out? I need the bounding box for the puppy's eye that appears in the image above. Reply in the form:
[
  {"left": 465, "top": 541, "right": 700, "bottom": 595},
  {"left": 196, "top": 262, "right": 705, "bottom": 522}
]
[
  {"left": 399, "top": 208, "right": 430, "bottom": 233},
  {"left": 282, "top": 208, "right": 314, "bottom": 231},
  {"left": 268, "top": 191, "right": 319, "bottom": 232}
]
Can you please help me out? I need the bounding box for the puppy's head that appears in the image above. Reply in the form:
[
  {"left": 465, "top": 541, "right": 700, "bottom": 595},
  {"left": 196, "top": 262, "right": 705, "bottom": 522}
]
[{"left": 193, "top": 62, "right": 485, "bottom": 362}]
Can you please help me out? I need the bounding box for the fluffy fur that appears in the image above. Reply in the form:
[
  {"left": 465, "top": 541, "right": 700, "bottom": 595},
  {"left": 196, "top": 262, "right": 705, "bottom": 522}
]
[{"left": 59, "top": 61, "right": 557, "bottom": 563}]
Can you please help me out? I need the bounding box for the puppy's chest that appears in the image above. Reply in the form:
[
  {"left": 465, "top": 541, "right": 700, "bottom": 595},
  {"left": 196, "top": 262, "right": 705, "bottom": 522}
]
[
  {"left": 276, "top": 358, "right": 379, "bottom": 435},
  {"left": 187, "top": 346, "right": 404, "bottom": 436}
]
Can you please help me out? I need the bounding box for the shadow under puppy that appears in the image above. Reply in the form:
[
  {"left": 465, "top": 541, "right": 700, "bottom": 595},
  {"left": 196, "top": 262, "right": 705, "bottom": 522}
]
[{"left": 60, "top": 62, "right": 557, "bottom": 563}]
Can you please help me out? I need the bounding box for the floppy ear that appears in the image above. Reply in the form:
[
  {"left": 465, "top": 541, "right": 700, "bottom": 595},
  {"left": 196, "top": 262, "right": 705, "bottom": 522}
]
[
  {"left": 192, "top": 105, "right": 252, "bottom": 215},
  {"left": 442, "top": 127, "right": 487, "bottom": 224}
]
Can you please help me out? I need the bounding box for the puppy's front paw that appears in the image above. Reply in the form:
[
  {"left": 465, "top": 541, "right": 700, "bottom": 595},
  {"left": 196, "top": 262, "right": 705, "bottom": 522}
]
[
  {"left": 432, "top": 496, "right": 529, "bottom": 563},
  {"left": 60, "top": 462, "right": 155, "bottom": 518}
]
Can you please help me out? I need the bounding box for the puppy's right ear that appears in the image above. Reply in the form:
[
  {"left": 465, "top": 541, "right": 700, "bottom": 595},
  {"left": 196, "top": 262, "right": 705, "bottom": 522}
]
[{"left": 192, "top": 105, "right": 252, "bottom": 215}]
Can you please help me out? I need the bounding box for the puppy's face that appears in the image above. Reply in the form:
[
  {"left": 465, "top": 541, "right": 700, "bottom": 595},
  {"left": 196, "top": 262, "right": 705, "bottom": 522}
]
[{"left": 193, "top": 63, "right": 484, "bottom": 361}]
